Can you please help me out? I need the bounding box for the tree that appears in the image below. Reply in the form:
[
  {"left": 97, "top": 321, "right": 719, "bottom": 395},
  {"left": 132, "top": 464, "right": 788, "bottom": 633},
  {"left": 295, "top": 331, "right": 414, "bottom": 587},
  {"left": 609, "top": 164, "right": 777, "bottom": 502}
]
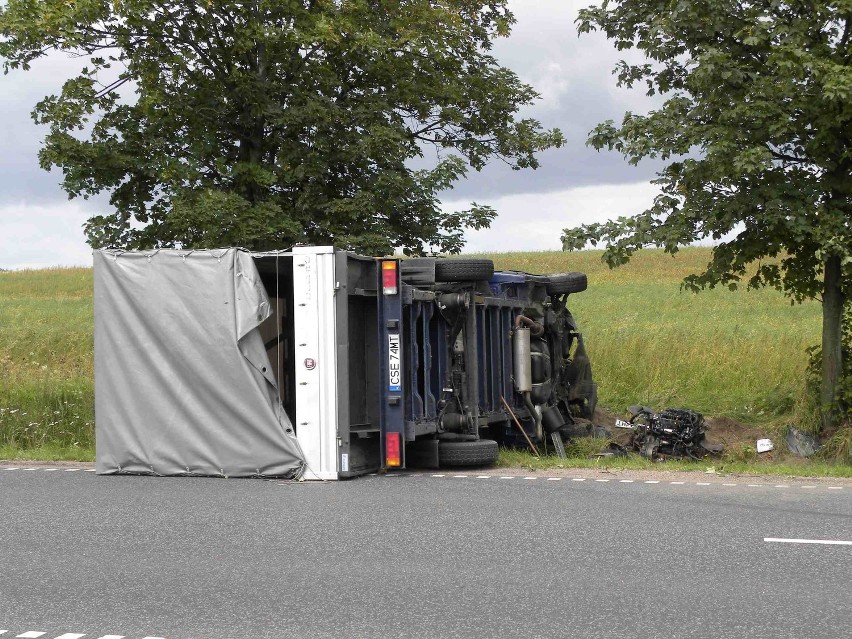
[
  {"left": 0, "top": 0, "right": 563, "bottom": 255},
  {"left": 562, "top": 0, "right": 852, "bottom": 429}
]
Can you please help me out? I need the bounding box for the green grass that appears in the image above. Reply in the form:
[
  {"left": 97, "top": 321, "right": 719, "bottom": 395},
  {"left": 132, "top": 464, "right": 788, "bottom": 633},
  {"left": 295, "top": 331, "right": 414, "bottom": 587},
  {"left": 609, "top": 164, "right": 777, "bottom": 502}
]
[
  {"left": 0, "top": 268, "right": 94, "bottom": 454},
  {"left": 0, "top": 249, "right": 837, "bottom": 472}
]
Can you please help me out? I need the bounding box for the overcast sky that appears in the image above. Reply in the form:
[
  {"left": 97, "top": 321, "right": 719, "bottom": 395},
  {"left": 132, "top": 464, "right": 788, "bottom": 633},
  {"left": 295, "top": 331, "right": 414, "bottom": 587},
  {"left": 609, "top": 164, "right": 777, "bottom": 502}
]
[{"left": 0, "top": 0, "right": 662, "bottom": 269}]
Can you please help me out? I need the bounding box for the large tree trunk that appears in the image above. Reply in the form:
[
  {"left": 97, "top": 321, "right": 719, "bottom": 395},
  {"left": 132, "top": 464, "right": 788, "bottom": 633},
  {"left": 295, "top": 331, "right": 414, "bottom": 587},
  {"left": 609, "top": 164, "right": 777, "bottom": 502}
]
[{"left": 821, "top": 254, "right": 845, "bottom": 431}]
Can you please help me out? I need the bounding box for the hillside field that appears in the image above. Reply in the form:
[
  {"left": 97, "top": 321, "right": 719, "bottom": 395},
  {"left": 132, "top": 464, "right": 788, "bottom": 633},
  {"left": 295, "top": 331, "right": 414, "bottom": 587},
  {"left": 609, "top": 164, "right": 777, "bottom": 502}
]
[{"left": 0, "top": 248, "right": 823, "bottom": 462}]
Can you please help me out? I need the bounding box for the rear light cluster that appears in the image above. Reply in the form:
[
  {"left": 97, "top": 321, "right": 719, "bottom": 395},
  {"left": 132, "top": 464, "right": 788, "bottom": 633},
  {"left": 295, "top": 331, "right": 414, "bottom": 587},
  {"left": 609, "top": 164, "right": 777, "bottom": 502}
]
[
  {"left": 382, "top": 260, "right": 398, "bottom": 295},
  {"left": 386, "top": 432, "right": 401, "bottom": 467}
]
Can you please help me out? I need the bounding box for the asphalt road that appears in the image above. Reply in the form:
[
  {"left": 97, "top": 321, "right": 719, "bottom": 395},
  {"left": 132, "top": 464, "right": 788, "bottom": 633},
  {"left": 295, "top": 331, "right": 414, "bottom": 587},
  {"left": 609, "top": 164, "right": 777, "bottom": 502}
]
[{"left": 1, "top": 468, "right": 851, "bottom": 639}]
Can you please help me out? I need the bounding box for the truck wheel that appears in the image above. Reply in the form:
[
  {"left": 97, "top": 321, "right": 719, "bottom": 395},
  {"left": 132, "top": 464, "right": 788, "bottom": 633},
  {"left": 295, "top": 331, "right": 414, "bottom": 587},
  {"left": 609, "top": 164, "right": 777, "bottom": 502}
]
[
  {"left": 438, "top": 439, "right": 499, "bottom": 467},
  {"left": 546, "top": 272, "right": 587, "bottom": 294},
  {"left": 434, "top": 258, "right": 495, "bottom": 282}
]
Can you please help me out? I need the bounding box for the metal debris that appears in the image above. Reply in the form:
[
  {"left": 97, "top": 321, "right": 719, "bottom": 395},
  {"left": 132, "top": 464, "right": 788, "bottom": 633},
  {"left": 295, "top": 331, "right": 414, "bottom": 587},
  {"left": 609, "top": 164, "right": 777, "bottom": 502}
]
[{"left": 620, "top": 406, "right": 722, "bottom": 460}]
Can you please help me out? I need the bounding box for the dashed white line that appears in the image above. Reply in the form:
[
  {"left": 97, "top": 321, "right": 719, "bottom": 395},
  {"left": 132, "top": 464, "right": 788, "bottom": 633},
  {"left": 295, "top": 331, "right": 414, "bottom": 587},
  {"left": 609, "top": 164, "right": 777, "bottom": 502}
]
[
  {"left": 452, "top": 475, "right": 469, "bottom": 478},
  {"left": 572, "top": 478, "right": 586, "bottom": 482},
  {"left": 774, "top": 485, "right": 790, "bottom": 488},
  {"left": 54, "top": 633, "right": 86, "bottom": 639},
  {"left": 142, "top": 636, "right": 167, "bottom": 639},
  {"left": 595, "top": 479, "right": 610, "bottom": 482},
  {"left": 84, "top": 469, "right": 97, "bottom": 472},
  {"left": 644, "top": 480, "right": 659, "bottom": 484},
  {"left": 42, "top": 468, "right": 59, "bottom": 472},
  {"left": 523, "top": 477, "right": 537, "bottom": 480},
  {"left": 722, "top": 483, "right": 738, "bottom": 487},
  {"left": 546, "top": 477, "right": 562, "bottom": 481},
  {"left": 828, "top": 486, "right": 843, "bottom": 490},
  {"left": 476, "top": 475, "right": 489, "bottom": 479},
  {"left": 0, "top": 631, "right": 8, "bottom": 636},
  {"left": 64, "top": 468, "right": 81, "bottom": 472},
  {"left": 3, "top": 468, "right": 18, "bottom": 471},
  {"left": 670, "top": 481, "right": 685, "bottom": 485},
  {"left": 16, "top": 632, "right": 45, "bottom": 638},
  {"left": 619, "top": 479, "right": 634, "bottom": 483},
  {"left": 747, "top": 484, "right": 761, "bottom": 487},
  {"left": 95, "top": 635, "right": 125, "bottom": 639},
  {"left": 696, "top": 482, "right": 711, "bottom": 486},
  {"left": 499, "top": 476, "right": 515, "bottom": 480},
  {"left": 21, "top": 468, "right": 38, "bottom": 471},
  {"left": 801, "top": 486, "right": 817, "bottom": 489},
  {"left": 765, "top": 537, "right": 852, "bottom": 546},
  {"left": 431, "top": 474, "right": 445, "bottom": 478}
]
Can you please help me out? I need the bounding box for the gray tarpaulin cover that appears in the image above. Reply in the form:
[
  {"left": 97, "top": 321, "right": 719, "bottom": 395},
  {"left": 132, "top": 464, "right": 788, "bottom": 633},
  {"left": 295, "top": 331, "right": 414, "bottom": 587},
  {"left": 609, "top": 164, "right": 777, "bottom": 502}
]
[{"left": 94, "top": 248, "right": 306, "bottom": 477}]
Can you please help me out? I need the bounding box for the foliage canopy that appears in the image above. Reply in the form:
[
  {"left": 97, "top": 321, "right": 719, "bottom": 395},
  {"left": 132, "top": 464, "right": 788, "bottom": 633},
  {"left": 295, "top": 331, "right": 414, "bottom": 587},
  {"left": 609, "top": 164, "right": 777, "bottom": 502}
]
[
  {"left": 0, "top": 0, "right": 563, "bottom": 254},
  {"left": 563, "top": 0, "right": 851, "bottom": 426}
]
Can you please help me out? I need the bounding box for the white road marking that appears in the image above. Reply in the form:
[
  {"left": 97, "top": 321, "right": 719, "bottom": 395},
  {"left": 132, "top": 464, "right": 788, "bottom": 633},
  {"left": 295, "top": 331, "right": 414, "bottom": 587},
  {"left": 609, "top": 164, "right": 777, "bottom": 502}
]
[
  {"left": 3, "top": 468, "right": 19, "bottom": 471},
  {"left": 801, "top": 486, "right": 817, "bottom": 489},
  {"left": 774, "top": 485, "right": 790, "bottom": 488},
  {"left": 54, "top": 633, "right": 86, "bottom": 639},
  {"left": 619, "top": 479, "right": 634, "bottom": 483},
  {"left": 722, "top": 483, "right": 737, "bottom": 487},
  {"left": 0, "top": 631, "right": 7, "bottom": 635},
  {"left": 431, "top": 474, "right": 445, "bottom": 477},
  {"left": 747, "top": 484, "right": 761, "bottom": 487},
  {"left": 476, "top": 475, "right": 490, "bottom": 479},
  {"left": 670, "top": 481, "right": 685, "bottom": 485},
  {"left": 595, "top": 479, "right": 609, "bottom": 482},
  {"left": 523, "top": 477, "right": 537, "bottom": 480},
  {"left": 21, "top": 468, "right": 38, "bottom": 471},
  {"left": 696, "top": 482, "right": 711, "bottom": 486},
  {"left": 499, "top": 476, "right": 515, "bottom": 480},
  {"left": 94, "top": 635, "right": 125, "bottom": 639},
  {"left": 572, "top": 478, "right": 586, "bottom": 482},
  {"left": 84, "top": 469, "right": 97, "bottom": 472},
  {"left": 43, "top": 468, "right": 59, "bottom": 472},
  {"left": 64, "top": 468, "right": 81, "bottom": 472},
  {"left": 452, "top": 475, "right": 468, "bottom": 478},
  {"left": 16, "top": 632, "right": 45, "bottom": 638},
  {"left": 765, "top": 538, "right": 852, "bottom": 546},
  {"left": 546, "top": 477, "right": 561, "bottom": 481},
  {"left": 142, "top": 637, "right": 167, "bottom": 639},
  {"left": 828, "top": 486, "right": 842, "bottom": 490},
  {"left": 644, "top": 480, "right": 659, "bottom": 484}
]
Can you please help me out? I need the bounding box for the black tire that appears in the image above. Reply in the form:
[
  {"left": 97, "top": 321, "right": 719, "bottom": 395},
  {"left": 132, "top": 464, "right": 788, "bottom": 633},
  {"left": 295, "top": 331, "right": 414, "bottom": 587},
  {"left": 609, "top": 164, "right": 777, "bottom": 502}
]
[
  {"left": 434, "top": 258, "right": 495, "bottom": 282},
  {"left": 546, "top": 272, "right": 587, "bottom": 294},
  {"left": 438, "top": 439, "right": 499, "bottom": 467}
]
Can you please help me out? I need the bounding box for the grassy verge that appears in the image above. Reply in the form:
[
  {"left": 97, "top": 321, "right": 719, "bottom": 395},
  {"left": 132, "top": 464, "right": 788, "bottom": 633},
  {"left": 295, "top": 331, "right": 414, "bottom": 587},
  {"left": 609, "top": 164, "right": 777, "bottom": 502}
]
[
  {"left": 0, "top": 267, "right": 95, "bottom": 454},
  {"left": 498, "top": 442, "right": 852, "bottom": 479}
]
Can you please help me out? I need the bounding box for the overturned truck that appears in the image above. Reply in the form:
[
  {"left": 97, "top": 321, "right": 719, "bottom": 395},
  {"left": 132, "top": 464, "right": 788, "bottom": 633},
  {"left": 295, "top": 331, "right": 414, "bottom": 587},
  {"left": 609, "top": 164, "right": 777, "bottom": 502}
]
[{"left": 94, "top": 247, "right": 596, "bottom": 479}]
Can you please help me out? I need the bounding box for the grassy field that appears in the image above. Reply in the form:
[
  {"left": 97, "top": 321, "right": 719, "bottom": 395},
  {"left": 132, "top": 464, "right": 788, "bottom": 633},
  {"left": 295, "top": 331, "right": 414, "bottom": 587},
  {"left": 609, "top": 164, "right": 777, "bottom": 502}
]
[
  {"left": 0, "top": 267, "right": 95, "bottom": 460},
  {"left": 0, "top": 248, "right": 827, "bottom": 469}
]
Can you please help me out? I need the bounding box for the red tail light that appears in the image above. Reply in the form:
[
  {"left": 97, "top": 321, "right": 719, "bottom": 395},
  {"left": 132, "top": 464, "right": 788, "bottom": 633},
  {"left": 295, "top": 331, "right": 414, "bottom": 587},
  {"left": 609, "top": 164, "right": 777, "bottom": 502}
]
[
  {"left": 386, "top": 432, "right": 401, "bottom": 467},
  {"left": 382, "top": 260, "right": 398, "bottom": 295}
]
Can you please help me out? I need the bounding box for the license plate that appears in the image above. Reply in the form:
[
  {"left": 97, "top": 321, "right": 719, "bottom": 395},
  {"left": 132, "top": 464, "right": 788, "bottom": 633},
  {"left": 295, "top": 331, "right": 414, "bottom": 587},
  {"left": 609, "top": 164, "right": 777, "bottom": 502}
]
[
  {"left": 388, "top": 333, "right": 401, "bottom": 391},
  {"left": 614, "top": 419, "right": 634, "bottom": 430}
]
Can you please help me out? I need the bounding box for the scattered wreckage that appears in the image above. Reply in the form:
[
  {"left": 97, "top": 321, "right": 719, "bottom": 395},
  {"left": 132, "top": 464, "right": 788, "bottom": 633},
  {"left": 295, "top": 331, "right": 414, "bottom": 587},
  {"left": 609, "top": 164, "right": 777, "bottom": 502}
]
[{"left": 615, "top": 405, "right": 723, "bottom": 460}]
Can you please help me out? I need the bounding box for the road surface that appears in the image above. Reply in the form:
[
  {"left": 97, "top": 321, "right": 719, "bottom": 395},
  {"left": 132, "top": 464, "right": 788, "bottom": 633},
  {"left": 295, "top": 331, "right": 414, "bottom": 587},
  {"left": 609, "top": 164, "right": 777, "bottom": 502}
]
[{"left": 2, "top": 466, "right": 851, "bottom": 639}]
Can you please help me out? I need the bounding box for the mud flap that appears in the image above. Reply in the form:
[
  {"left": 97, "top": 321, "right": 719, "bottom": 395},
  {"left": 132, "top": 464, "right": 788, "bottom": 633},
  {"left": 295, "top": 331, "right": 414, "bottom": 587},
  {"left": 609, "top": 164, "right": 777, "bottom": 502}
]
[{"left": 405, "top": 439, "right": 440, "bottom": 468}]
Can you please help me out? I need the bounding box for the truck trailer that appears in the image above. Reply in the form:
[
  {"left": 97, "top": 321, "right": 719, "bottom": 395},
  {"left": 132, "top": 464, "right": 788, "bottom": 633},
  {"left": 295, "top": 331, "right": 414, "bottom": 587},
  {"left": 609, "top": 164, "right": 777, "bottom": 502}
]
[{"left": 94, "top": 246, "right": 596, "bottom": 479}]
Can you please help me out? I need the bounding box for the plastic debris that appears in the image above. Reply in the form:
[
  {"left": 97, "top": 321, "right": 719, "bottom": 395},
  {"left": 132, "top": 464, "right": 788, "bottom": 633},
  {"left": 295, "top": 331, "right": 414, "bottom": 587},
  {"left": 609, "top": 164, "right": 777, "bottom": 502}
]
[
  {"left": 785, "top": 427, "right": 820, "bottom": 457},
  {"left": 756, "top": 438, "right": 774, "bottom": 453}
]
